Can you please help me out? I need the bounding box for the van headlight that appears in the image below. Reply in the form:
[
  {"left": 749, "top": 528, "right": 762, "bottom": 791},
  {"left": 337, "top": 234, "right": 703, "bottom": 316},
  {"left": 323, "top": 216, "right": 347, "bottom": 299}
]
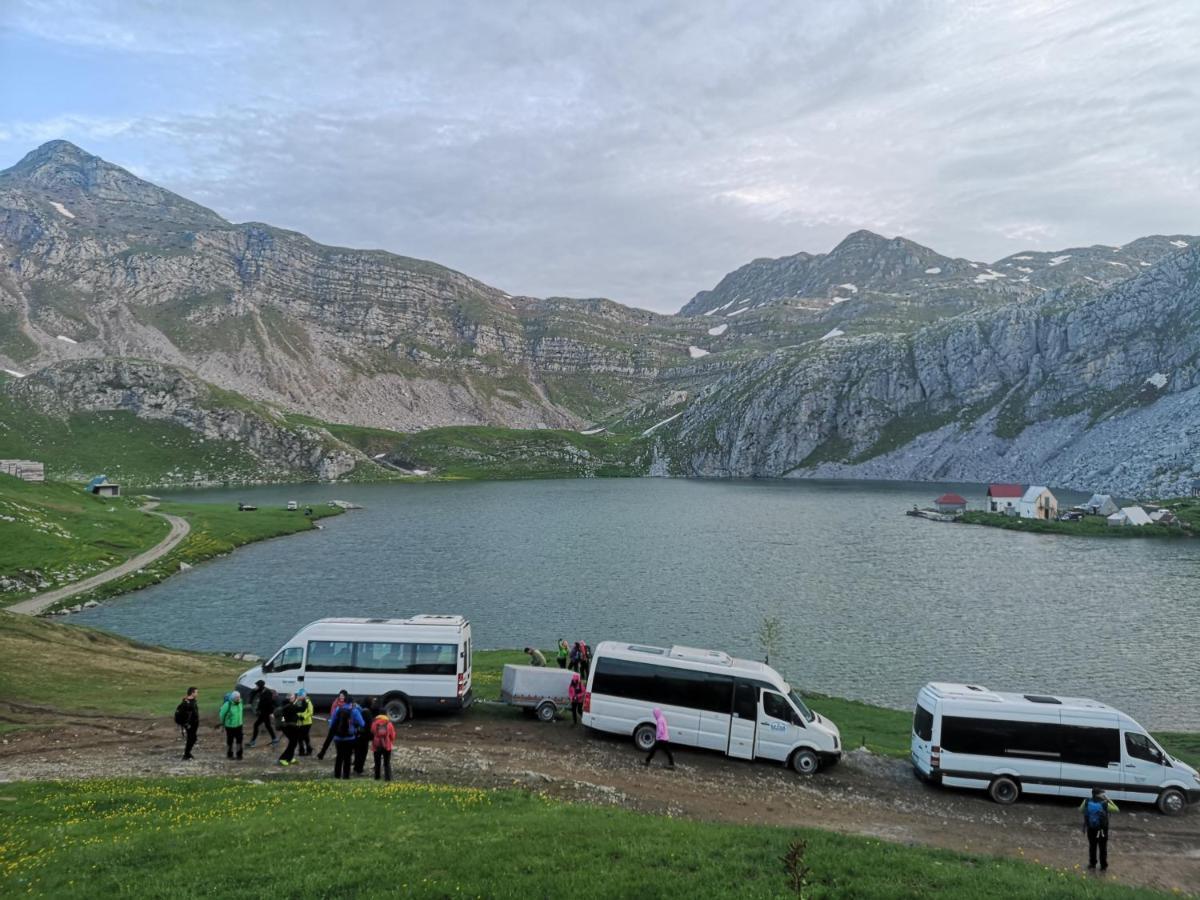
[{"left": 1193, "top": 772, "right": 1200, "bottom": 786}]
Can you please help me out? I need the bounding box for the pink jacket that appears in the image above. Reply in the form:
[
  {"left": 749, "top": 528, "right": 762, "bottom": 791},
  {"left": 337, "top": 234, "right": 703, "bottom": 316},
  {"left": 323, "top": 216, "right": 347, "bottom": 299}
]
[
  {"left": 568, "top": 678, "right": 585, "bottom": 703},
  {"left": 653, "top": 708, "right": 669, "bottom": 742}
]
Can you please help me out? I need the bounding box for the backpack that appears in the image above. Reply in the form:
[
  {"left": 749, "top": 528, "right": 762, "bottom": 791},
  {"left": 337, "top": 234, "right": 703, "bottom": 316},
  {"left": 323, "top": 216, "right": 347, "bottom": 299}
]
[
  {"left": 372, "top": 718, "right": 391, "bottom": 748},
  {"left": 1084, "top": 799, "right": 1109, "bottom": 829},
  {"left": 335, "top": 706, "right": 354, "bottom": 738},
  {"left": 174, "top": 701, "right": 189, "bottom": 727}
]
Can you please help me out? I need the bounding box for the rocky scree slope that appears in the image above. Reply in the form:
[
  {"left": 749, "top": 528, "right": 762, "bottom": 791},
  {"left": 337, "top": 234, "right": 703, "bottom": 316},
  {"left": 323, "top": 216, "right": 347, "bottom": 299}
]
[
  {"left": 664, "top": 245, "right": 1200, "bottom": 497},
  {"left": 0, "top": 142, "right": 709, "bottom": 431}
]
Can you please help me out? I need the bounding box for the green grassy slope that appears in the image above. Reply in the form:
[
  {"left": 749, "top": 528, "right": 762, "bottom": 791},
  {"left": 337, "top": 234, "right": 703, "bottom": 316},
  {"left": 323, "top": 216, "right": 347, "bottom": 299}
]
[{"left": 1, "top": 778, "right": 1173, "bottom": 899}]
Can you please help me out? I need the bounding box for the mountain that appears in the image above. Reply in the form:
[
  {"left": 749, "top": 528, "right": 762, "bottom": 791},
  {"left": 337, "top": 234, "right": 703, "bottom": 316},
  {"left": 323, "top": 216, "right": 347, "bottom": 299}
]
[
  {"left": 659, "top": 244, "right": 1200, "bottom": 496},
  {"left": 0, "top": 142, "right": 708, "bottom": 432}
]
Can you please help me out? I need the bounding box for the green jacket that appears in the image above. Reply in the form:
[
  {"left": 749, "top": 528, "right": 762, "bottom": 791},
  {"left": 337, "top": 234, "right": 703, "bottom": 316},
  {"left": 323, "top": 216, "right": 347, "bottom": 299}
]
[
  {"left": 218, "top": 697, "right": 244, "bottom": 728},
  {"left": 297, "top": 698, "right": 314, "bottom": 726}
]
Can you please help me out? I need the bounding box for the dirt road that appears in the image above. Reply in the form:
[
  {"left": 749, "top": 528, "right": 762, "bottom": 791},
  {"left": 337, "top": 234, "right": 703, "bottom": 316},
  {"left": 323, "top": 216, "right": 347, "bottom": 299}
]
[
  {"left": 0, "top": 702, "right": 1196, "bottom": 894},
  {"left": 7, "top": 502, "right": 190, "bottom": 616}
]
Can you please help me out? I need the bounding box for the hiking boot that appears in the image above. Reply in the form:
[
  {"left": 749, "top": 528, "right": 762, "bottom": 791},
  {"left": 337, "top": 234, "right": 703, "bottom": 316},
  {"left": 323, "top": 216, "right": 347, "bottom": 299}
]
[
  {"left": 227, "top": 752, "right": 234, "bottom": 759},
  {"left": 236, "top": 752, "right": 243, "bottom": 760},
  {"left": 247, "top": 740, "right": 257, "bottom": 749},
  {"left": 278, "top": 759, "right": 290, "bottom": 767},
  {"left": 270, "top": 739, "right": 280, "bottom": 747}
]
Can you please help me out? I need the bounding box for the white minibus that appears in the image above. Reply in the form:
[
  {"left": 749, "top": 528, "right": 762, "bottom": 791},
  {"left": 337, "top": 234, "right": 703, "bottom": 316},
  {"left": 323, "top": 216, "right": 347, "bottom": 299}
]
[
  {"left": 583, "top": 641, "right": 841, "bottom": 773},
  {"left": 237, "top": 616, "right": 473, "bottom": 723},
  {"left": 911, "top": 682, "right": 1199, "bottom": 815}
]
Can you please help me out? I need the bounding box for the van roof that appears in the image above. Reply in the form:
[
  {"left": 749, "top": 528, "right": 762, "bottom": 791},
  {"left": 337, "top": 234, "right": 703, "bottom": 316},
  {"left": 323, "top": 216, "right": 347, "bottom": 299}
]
[
  {"left": 921, "top": 682, "right": 1118, "bottom": 714},
  {"left": 306, "top": 615, "right": 468, "bottom": 628},
  {"left": 596, "top": 640, "right": 774, "bottom": 678}
]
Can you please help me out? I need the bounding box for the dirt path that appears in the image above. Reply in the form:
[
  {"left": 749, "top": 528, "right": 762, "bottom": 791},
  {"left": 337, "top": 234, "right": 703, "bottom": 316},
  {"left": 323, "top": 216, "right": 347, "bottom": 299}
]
[
  {"left": 1, "top": 703, "right": 1196, "bottom": 893},
  {"left": 6, "top": 502, "right": 190, "bottom": 616}
]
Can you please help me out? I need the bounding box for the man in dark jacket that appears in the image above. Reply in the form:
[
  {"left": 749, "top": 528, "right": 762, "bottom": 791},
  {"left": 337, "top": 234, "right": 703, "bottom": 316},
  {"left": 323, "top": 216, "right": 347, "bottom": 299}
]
[
  {"left": 247, "top": 680, "right": 278, "bottom": 748},
  {"left": 179, "top": 687, "right": 200, "bottom": 760},
  {"left": 353, "top": 697, "right": 377, "bottom": 775},
  {"left": 329, "top": 696, "right": 365, "bottom": 779}
]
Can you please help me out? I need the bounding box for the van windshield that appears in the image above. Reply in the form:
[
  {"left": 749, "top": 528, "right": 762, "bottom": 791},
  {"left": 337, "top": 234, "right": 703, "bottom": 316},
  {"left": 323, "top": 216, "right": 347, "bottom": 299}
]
[{"left": 788, "top": 690, "right": 816, "bottom": 723}]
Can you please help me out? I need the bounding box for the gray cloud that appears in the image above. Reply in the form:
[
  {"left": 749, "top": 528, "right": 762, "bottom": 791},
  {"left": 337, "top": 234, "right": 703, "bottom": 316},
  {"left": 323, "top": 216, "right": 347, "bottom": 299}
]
[{"left": 2, "top": 0, "right": 1198, "bottom": 311}]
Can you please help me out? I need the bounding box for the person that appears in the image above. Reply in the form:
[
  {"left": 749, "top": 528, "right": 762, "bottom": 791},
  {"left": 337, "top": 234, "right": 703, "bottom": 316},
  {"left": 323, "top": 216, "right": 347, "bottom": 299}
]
[
  {"left": 568, "top": 641, "right": 582, "bottom": 673},
  {"left": 175, "top": 687, "right": 200, "bottom": 760},
  {"left": 353, "top": 697, "right": 377, "bottom": 775},
  {"left": 556, "top": 639, "right": 570, "bottom": 669},
  {"left": 316, "top": 690, "right": 348, "bottom": 761},
  {"left": 579, "top": 642, "right": 592, "bottom": 681},
  {"left": 568, "top": 672, "right": 585, "bottom": 726},
  {"left": 217, "top": 691, "right": 244, "bottom": 760},
  {"left": 329, "top": 695, "right": 365, "bottom": 779},
  {"left": 524, "top": 647, "right": 547, "bottom": 667},
  {"left": 644, "top": 708, "right": 674, "bottom": 769},
  {"left": 277, "top": 693, "right": 304, "bottom": 766},
  {"left": 371, "top": 709, "right": 397, "bottom": 782},
  {"left": 247, "top": 680, "right": 278, "bottom": 748},
  {"left": 1081, "top": 788, "right": 1118, "bottom": 871},
  {"left": 296, "top": 689, "right": 314, "bottom": 756}
]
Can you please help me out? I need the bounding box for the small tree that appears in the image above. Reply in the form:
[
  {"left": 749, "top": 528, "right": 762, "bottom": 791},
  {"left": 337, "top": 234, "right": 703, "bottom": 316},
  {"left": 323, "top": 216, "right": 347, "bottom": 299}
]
[{"left": 757, "top": 614, "right": 784, "bottom": 667}]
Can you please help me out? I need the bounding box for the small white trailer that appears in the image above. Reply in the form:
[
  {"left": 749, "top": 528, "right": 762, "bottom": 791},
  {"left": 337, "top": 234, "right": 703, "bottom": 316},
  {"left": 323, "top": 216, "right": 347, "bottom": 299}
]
[{"left": 500, "top": 665, "right": 575, "bottom": 722}]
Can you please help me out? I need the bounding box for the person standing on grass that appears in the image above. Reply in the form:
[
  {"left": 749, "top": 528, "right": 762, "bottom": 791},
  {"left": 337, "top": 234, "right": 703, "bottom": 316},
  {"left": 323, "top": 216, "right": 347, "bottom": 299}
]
[
  {"left": 316, "top": 690, "right": 348, "bottom": 761},
  {"left": 277, "top": 693, "right": 303, "bottom": 767},
  {"left": 568, "top": 673, "right": 585, "bottom": 726},
  {"left": 329, "top": 695, "right": 365, "bottom": 780},
  {"left": 217, "top": 691, "right": 244, "bottom": 760},
  {"left": 296, "top": 689, "right": 314, "bottom": 756},
  {"left": 556, "top": 639, "right": 570, "bottom": 669},
  {"left": 643, "top": 708, "right": 674, "bottom": 769},
  {"left": 579, "top": 642, "right": 592, "bottom": 681},
  {"left": 524, "top": 646, "right": 547, "bottom": 667},
  {"left": 353, "top": 697, "right": 377, "bottom": 776},
  {"left": 371, "top": 709, "right": 396, "bottom": 782},
  {"left": 1081, "top": 788, "right": 1118, "bottom": 871},
  {"left": 247, "top": 680, "right": 278, "bottom": 749},
  {"left": 568, "top": 641, "right": 582, "bottom": 673},
  {"left": 176, "top": 687, "right": 200, "bottom": 760}
]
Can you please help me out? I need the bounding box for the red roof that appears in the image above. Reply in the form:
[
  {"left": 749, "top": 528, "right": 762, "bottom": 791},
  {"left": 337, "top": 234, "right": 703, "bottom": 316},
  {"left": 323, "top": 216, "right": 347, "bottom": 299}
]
[
  {"left": 987, "top": 483, "right": 1024, "bottom": 498},
  {"left": 935, "top": 493, "right": 967, "bottom": 505}
]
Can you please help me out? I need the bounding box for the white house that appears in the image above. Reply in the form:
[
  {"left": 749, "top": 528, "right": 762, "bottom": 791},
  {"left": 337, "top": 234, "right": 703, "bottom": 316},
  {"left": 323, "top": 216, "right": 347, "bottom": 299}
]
[
  {"left": 1084, "top": 493, "right": 1118, "bottom": 516},
  {"left": 1018, "top": 486, "right": 1058, "bottom": 520},
  {"left": 985, "top": 483, "right": 1024, "bottom": 514}
]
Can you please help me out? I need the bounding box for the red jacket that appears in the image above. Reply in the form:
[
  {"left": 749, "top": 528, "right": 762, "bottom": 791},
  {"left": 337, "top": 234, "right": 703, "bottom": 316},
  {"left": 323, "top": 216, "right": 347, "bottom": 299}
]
[
  {"left": 568, "top": 679, "right": 585, "bottom": 703},
  {"left": 371, "top": 715, "right": 396, "bottom": 752}
]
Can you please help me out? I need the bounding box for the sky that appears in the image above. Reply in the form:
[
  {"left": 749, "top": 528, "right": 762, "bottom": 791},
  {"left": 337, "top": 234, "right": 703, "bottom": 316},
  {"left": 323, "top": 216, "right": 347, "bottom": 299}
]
[{"left": 1, "top": 1, "right": 1198, "bottom": 312}]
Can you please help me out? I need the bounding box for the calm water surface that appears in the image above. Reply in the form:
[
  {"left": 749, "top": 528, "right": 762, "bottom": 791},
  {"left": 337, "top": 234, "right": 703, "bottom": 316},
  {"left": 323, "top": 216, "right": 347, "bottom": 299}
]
[{"left": 74, "top": 479, "right": 1200, "bottom": 729}]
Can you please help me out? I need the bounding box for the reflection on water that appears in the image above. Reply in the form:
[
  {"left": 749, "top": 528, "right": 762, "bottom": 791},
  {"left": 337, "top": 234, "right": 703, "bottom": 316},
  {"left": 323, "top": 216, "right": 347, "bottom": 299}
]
[{"left": 74, "top": 478, "right": 1200, "bottom": 729}]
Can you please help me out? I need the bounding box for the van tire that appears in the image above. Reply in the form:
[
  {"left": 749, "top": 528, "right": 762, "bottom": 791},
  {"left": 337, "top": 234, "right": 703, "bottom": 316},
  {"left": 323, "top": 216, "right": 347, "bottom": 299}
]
[
  {"left": 790, "top": 749, "right": 819, "bottom": 776},
  {"left": 988, "top": 776, "right": 1020, "bottom": 805},
  {"left": 536, "top": 701, "right": 557, "bottom": 723},
  {"left": 633, "top": 723, "right": 656, "bottom": 752},
  {"left": 1158, "top": 787, "right": 1186, "bottom": 816},
  {"left": 381, "top": 695, "right": 409, "bottom": 725}
]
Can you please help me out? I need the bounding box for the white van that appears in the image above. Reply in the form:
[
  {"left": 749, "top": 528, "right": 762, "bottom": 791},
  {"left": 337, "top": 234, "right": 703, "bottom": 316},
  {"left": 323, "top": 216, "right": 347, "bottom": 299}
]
[
  {"left": 911, "top": 682, "right": 1200, "bottom": 815},
  {"left": 583, "top": 641, "right": 841, "bottom": 773},
  {"left": 237, "top": 616, "right": 472, "bottom": 723}
]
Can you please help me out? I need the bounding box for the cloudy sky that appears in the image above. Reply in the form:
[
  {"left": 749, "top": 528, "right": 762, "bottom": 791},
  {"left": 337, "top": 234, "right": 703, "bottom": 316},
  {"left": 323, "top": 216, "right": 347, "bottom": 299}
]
[{"left": 1, "top": 1, "right": 1197, "bottom": 311}]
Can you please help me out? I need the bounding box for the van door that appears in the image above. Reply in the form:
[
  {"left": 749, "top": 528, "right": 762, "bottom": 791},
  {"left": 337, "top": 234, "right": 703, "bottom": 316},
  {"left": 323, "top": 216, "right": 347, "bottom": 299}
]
[
  {"left": 755, "top": 690, "right": 801, "bottom": 762},
  {"left": 727, "top": 681, "right": 757, "bottom": 759},
  {"left": 264, "top": 646, "right": 304, "bottom": 696},
  {"left": 1058, "top": 712, "right": 1121, "bottom": 800},
  {"left": 1120, "top": 731, "right": 1167, "bottom": 802}
]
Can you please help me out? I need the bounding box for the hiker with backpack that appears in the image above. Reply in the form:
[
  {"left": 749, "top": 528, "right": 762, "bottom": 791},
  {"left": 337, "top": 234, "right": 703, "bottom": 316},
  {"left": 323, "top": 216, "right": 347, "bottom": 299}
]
[
  {"left": 316, "top": 690, "right": 348, "bottom": 761},
  {"left": 296, "top": 689, "right": 314, "bottom": 756},
  {"left": 328, "top": 696, "right": 365, "bottom": 779},
  {"left": 277, "top": 693, "right": 305, "bottom": 767},
  {"left": 217, "top": 691, "right": 245, "bottom": 760},
  {"left": 371, "top": 710, "right": 396, "bottom": 782},
  {"left": 247, "top": 680, "right": 279, "bottom": 749},
  {"left": 353, "top": 697, "right": 377, "bottom": 775},
  {"left": 175, "top": 687, "right": 200, "bottom": 760},
  {"left": 1081, "top": 788, "right": 1118, "bottom": 871},
  {"left": 568, "top": 672, "right": 585, "bottom": 726}
]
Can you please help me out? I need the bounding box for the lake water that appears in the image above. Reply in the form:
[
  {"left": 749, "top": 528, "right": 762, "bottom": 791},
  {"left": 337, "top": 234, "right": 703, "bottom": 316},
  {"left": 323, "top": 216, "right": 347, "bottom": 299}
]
[{"left": 73, "top": 478, "right": 1200, "bottom": 729}]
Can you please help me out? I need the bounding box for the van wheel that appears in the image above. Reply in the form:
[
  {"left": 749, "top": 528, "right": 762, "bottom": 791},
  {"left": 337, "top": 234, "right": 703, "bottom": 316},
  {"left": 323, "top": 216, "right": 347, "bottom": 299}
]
[
  {"left": 988, "top": 776, "right": 1020, "bottom": 805},
  {"left": 790, "top": 749, "right": 819, "bottom": 775},
  {"left": 382, "top": 696, "right": 409, "bottom": 724},
  {"left": 536, "top": 702, "right": 557, "bottom": 723},
  {"left": 633, "top": 723, "right": 656, "bottom": 751},
  {"left": 1158, "top": 787, "right": 1186, "bottom": 816}
]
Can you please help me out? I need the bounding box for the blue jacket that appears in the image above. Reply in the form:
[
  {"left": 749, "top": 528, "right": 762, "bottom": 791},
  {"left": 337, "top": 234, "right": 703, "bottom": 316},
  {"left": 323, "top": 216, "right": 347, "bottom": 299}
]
[{"left": 330, "top": 704, "right": 365, "bottom": 742}]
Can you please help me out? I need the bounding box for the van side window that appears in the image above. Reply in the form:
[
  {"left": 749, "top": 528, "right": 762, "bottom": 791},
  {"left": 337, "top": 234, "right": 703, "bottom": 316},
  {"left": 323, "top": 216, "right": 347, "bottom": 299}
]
[
  {"left": 268, "top": 647, "right": 303, "bottom": 673},
  {"left": 1125, "top": 732, "right": 1162, "bottom": 763},
  {"left": 763, "top": 691, "right": 796, "bottom": 725},
  {"left": 733, "top": 682, "right": 757, "bottom": 719},
  {"left": 913, "top": 704, "right": 934, "bottom": 741},
  {"left": 307, "top": 640, "right": 355, "bottom": 672}
]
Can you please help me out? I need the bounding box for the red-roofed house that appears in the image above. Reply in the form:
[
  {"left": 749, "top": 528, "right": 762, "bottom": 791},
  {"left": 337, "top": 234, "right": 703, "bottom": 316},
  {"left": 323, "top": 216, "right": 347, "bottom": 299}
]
[
  {"left": 935, "top": 493, "right": 967, "bottom": 514},
  {"left": 985, "top": 483, "right": 1023, "bottom": 515}
]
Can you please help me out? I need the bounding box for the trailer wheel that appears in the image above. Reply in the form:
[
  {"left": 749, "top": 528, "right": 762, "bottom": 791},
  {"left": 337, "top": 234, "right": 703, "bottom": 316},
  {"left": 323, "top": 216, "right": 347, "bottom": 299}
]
[
  {"left": 790, "top": 749, "right": 819, "bottom": 776},
  {"left": 633, "top": 723, "right": 656, "bottom": 751},
  {"left": 1158, "top": 787, "right": 1186, "bottom": 816},
  {"left": 382, "top": 696, "right": 409, "bottom": 725},
  {"left": 536, "top": 701, "right": 557, "bottom": 723},
  {"left": 988, "top": 776, "right": 1020, "bottom": 805}
]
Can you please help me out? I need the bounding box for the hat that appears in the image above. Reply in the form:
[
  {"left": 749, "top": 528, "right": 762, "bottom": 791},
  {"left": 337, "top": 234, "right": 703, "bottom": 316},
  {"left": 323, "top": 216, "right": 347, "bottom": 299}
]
[
  {"left": 296, "top": 688, "right": 306, "bottom": 697},
  {"left": 255, "top": 679, "right": 265, "bottom": 687}
]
